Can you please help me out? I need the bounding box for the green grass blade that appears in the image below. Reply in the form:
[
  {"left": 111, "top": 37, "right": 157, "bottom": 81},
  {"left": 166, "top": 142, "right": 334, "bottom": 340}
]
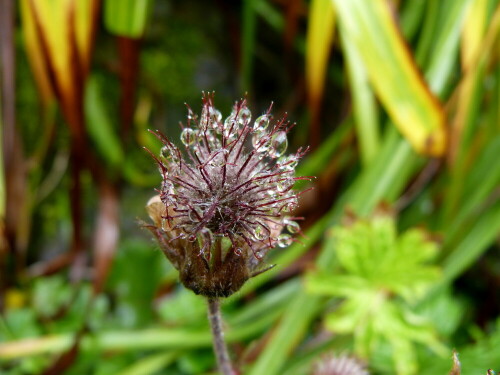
[
  {"left": 116, "top": 352, "right": 178, "bottom": 375},
  {"left": 305, "top": 0, "right": 335, "bottom": 124},
  {"left": 332, "top": 0, "right": 446, "bottom": 156},
  {"left": 340, "top": 27, "right": 379, "bottom": 166}
]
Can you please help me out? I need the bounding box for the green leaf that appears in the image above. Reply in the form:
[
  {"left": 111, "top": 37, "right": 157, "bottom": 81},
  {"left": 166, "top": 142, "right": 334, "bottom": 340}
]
[
  {"left": 84, "top": 76, "right": 125, "bottom": 170},
  {"left": 306, "top": 212, "right": 444, "bottom": 374},
  {"left": 340, "top": 23, "right": 380, "bottom": 165},
  {"left": 104, "top": 0, "right": 153, "bottom": 38},
  {"left": 332, "top": 0, "right": 446, "bottom": 156},
  {"left": 305, "top": 0, "right": 335, "bottom": 122}
]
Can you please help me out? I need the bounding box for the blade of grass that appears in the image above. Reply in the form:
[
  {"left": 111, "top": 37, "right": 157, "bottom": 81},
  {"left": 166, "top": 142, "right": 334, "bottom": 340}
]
[
  {"left": 414, "top": 0, "right": 441, "bottom": 67},
  {"left": 305, "top": 0, "right": 335, "bottom": 141},
  {"left": 420, "top": 0, "right": 469, "bottom": 94},
  {"left": 428, "top": 200, "right": 500, "bottom": 297},
  {"left": 0, "top": 275, "right": 299, "bottom": 360},
  {"left": 234, "top": 212, "right": 331, "bottom": 299},
  {"left": 294, "top": 117, "right": 351, "bottom": 190},
  {"left": 0, "top": 310, "right": 278, "bottom": 361},
  {"left": 461, "top": 0, "right": 490, "bottom": 70},
  {"left": 442, "top": 4, "right": 500, "bottom": 222},
  {"left": 443, "top": 136, "right": 500, "bottom": 250},
  {"left": 246, "top": 291, "right": 324, "bottom": 375},
  {"left": 332, "top": 0, "right": 446, "bottom": 156},
  {"left": 84, "top": 76, "right": 125, "bottom": 169},
  {"left": 116, "top": 352, "right": 179, "bottom": 375},
  {"left": 400, "top": 0, "right": 427, "bottom": 42},
  {"left": 339, "top": 28, "right": 379, "bottom": 166}
]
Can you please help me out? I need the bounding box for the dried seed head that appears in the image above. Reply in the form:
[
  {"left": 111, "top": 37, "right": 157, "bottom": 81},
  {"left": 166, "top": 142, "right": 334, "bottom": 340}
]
[
  {"left": 313, "top": 354, "right": 369, "bottom": 375},
  {"left": 145, "top": 93, "right": 310, "bottom": 297}
]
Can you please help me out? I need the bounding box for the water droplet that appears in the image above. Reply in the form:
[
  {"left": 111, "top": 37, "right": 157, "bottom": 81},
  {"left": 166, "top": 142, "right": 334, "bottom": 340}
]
[
  {"left": 160, "top": 145, "right": 179, "bottom": 164},
  {"left": 252, "top": 133, "right": 271, "bottom": 153},
  {"left": 281, "top": 197, "right": 298, "bottom": 213},
  {"left": 210, "top": 107, "right": 222, "bottom": 123},
  {"left": 277, "top": 155, "right": 298, "bottom": 171},
  {"left": 223, "top": 115, "right": 237, "bottom": 135},
  {"left": 285, "top": 220, "right": 300, "bottom": 234},
  {"left": 181, "top": 128, "right": 196, "bottom": 146},
  {"left": 201, "top": 130, "right": 221, "bottom": 149},
  {"left": 187, "top": 108, "right": 198, "bottom": 122},
  {"left": 252, "top": 171, "right": 270, "bottom": 186},
  {"left": 276, "top": 177, "right": 294, "bottom": 193},
  {"left": 254, "top": 224, "right": 268, "bottom": 241},
  {"left": 268, "top": 131, "right": 288, "bottom": 158},
  {"left": 237, "top": 107, "right": 252, "bottom": 125},
  {"left": 200, "top": 228, "right": 213, "bottom": 242},
  {"left": 277, "top": 234, "right": 292, "bottom": 248},
  {"left": 253, "top": 115, "right": 270, "bottom": 131},
  {"left": 202, "top": 106, "right": 222, "bottom": 129},
  {"left": 267, "top": 189, "right": 276, "bottom": 197},
  {"left": 187, "top": 234, "right": 197, "bottom": 242},
  {"left": 188, "top": 208, "right": 202, "bottom": 222},
  {"left": 234, "top": 247, "right": 242, "bottom": 256}
]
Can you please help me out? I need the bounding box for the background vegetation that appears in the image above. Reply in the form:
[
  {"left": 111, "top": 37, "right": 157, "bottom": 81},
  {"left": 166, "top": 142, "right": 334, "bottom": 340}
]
[{"left": 1, "top": 0, "right": 500, "bottom": 374}]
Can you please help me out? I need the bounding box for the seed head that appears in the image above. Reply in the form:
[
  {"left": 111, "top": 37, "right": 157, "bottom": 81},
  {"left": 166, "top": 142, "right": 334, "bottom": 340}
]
[
  {"left": 145, "top": 93, "right": 309, "bottom": 297},
  {"left": 313, "top": 354, "right": 369, "bottom": 375}
]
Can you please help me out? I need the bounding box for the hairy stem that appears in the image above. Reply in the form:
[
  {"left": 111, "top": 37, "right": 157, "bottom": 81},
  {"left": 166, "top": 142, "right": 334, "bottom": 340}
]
[{"left": 207, "top": 297, "right": 234, "bottom": 375}]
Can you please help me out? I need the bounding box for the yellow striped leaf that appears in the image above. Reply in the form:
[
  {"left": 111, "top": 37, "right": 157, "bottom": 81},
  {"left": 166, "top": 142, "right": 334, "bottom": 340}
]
[
  {"left": 461, "top": 0, "right": 489, "bottom": 70},
  {"left": 305, "top": 0, "right": 335, "bottom": 115},
  {"left": 20, "top": 0, "right": 98, "bottom": 131},
  {"left": 332, "top": 0, "right": 446, "bottom": 157}
]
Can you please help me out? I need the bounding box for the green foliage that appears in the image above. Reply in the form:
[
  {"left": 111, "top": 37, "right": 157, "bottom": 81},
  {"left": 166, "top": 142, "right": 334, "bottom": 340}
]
[
  {"left": 306, "top": 212, "right": 445, "bottom": 374},
  {"left": 3, "top": 0, "right": 500, "bottom": 374},
  {"left": 84, "top": 75, "right": 124, "bottom": 170},
  {"left": 104, "top": 0, "right": 153, "bottom": 38}
]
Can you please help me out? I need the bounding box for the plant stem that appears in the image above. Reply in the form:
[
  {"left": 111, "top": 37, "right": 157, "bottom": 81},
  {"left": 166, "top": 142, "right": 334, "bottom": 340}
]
[{"left": 207, "top": 297, "right": 234, "bottom": 375}]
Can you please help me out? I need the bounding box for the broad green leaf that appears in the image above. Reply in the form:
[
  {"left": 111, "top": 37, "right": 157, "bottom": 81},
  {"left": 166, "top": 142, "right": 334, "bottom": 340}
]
[
  {"left": 332, "top": 0, "right": 446, "bottom": 156},
  {"left": 104, "top": 0, "right": 153, "bottom": 38}
]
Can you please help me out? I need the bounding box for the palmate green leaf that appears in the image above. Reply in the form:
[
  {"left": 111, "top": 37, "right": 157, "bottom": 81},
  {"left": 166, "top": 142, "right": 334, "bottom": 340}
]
[
  {"left": 306, "top": 213, "right": 443, "bottom": 375},
  {"left": 332, "top": 213, "right": 440, "bottom": 302}
]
